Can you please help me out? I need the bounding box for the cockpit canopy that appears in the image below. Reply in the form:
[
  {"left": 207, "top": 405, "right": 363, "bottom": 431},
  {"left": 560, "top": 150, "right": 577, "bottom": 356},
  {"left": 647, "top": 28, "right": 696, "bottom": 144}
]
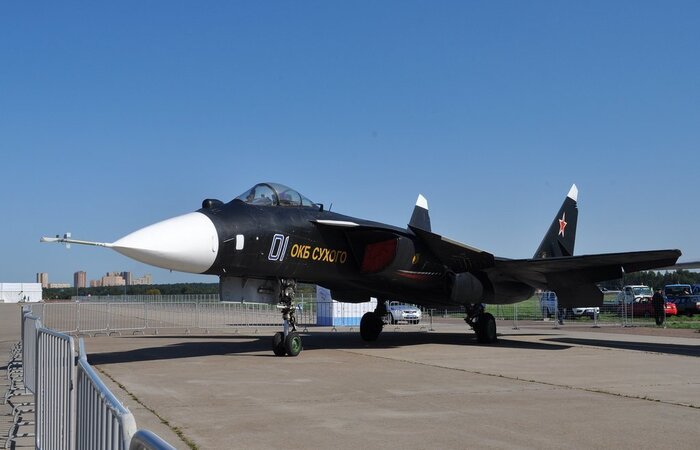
[{"left": 234, "top": 183, "right": 317, "bottom": 207}]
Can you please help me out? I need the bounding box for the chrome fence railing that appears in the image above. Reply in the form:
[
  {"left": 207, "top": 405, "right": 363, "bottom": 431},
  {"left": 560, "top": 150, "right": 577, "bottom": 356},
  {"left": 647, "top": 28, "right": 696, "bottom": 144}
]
[{"left": 128, "top": 430, "right": 175, "bottom": 450}]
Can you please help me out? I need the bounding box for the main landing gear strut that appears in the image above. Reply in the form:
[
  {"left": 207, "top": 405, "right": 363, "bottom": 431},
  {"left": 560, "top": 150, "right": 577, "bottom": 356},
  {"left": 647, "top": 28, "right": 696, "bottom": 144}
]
[
  {"left": 465, "top": 304, "right": 497, "bottom": 343},
  {"left": 272, "top": 279, "right": 303, "bottom": 357},
  {"left": 360, "top": 300, "right": 389, "bottom": 342}
]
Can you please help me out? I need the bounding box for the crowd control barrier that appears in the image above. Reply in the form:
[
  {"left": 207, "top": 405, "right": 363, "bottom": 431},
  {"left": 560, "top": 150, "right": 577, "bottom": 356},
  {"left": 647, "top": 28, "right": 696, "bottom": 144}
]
[
  {"left": 22, "top": 313, "right": 40, "bottom": 394},
  {"left": 36, "top": 328, "right": 76, "bottom": 450},
  {"left": 76, "top": 339, "right": 137, "bottom": 449},
  {"left": 33, "top": 301, "right": 430, "bottom": 337},
  {"left": 18, "top": 308, "right": 176, "bottom": 450}
]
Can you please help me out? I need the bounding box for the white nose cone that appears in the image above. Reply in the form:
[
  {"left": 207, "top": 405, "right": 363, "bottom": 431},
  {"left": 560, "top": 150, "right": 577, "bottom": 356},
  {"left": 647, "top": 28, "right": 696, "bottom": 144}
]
[{"left": 112, "top": 212, "right": 219, "bottom": 273}]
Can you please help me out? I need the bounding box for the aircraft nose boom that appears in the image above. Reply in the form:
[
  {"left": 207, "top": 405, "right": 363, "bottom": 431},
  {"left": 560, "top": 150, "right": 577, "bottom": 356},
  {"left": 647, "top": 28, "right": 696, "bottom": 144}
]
[{"left": 112, "top": 212, "right": 219, "bottom": 273}]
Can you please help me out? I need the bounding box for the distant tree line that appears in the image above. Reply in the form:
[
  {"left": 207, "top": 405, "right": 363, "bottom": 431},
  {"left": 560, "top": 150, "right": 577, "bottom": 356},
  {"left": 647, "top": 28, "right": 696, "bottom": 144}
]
[
  {"left": 43, "top": 283, "right": 220, "bottom": 299},
  {"left": 43, "top": 282, "right": 319, "bottom": 300},
  {"left": 598, "top": 270, "right": 700, "bottom": 290}
]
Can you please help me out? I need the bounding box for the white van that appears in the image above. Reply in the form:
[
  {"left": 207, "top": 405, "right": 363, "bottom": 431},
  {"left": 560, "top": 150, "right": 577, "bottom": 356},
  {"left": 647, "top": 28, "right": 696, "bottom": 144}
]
[
  {"left": 540, "top": 291, "right": 599, "bottom": 319},
  {"left": 616, "top": 285, "right": 653, "bottom": 304}
]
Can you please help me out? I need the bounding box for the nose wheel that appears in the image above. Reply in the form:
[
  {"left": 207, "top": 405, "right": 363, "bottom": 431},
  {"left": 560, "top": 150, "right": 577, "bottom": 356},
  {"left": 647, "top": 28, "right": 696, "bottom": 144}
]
[
  {"left": 272, "top": 331, "right": 302, "bottom": 357},
  {"left": 272, "top": 279, "right": 304, "bottom": 356}
]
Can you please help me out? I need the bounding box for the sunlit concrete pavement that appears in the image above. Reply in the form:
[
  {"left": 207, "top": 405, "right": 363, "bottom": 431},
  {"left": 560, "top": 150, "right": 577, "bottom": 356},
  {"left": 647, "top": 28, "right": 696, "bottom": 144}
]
[
  {"left": 0, "top": 305, "right": 32, "bottom": 449},
  {"left": 81, "top": 323, "right": 699, "bottom": 450},
  {"left": 2, "top": 304, "right": 699, "bottom": 450}
]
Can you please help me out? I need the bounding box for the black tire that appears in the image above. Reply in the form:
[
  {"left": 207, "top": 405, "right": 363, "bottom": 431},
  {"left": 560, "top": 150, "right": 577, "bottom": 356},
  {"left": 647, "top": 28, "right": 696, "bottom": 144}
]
[
  {"left": 643, "top": 312, "right": 650, "bottom": 318},
  {"left": 360, "top": 312, "right": 383, "bottom": 341},
  {"left": 284, "top": 332, "right": 303, "bottom": 357},
  {"left": 272, "top": 332, "right": 286, "bottom": 356},
  {"left": 475, "top": 312, "right": 497, "bottom": 344}
]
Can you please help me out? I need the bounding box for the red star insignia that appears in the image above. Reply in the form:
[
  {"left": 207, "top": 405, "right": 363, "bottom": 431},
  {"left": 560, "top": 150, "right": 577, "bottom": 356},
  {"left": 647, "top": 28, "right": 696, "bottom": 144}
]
[{"left": 558, "top": 212, "right": 567, "bottom": 237}]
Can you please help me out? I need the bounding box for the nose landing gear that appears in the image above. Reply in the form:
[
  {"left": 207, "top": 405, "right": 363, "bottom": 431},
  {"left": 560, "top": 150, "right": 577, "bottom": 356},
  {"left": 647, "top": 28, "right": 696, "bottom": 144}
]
[{"left": 272, "top": 279, "right": 303, "bottom": 356}]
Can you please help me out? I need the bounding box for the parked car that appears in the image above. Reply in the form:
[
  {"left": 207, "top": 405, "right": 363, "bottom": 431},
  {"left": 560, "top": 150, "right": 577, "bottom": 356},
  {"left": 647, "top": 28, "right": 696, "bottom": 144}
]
[
  {"left": 628, "top": 298, "right": 677, "bottom": 318},
  {"left": 571, "top": 306, "right": 600, "bottom": 319},
  {"left": 664, "top": 284, "right": 694, "bottom": 297},
  {"left": 386, "top": 301, "right": 422, "bottom": 324},
  {"left": 664, "top": 284, "right": 700, "bottom": 316},
  {"left": 668, "top": 297, "right": 700, "bottom": 317},
  {"left": 540, "top": 291, "right": 598, "bottom": 319}
]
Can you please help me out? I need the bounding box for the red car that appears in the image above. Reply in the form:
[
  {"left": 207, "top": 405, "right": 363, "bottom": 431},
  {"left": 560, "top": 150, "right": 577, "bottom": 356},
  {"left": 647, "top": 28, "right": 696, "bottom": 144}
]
[{"left": 630, "top": 299, "right": 677, "bottom": 317}]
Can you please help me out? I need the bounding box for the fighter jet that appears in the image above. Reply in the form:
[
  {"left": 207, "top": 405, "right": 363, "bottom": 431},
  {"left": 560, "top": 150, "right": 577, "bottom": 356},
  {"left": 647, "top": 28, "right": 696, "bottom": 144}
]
[{"left": 42, "top": 182, "right": 680, "bottom": 356}]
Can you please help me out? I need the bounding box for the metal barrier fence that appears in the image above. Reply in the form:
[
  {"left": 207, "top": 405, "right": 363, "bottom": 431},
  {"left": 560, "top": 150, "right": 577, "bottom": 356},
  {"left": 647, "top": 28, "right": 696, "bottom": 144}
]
[
  {"left": 19, "top": 309, "right": 175, "bottom": 450},
  {"left": 128, "top": 430, "right": 175, "bottom": 450},
  {"left": 34, "top": 298, "right": 697, "bottom": 338},
  {"left": 466, "top": 301, "right": 695, "bottom": 328},
  {"left": 36, "top": 328, "right": 76, "bottom": 450},
  {"left": 32, "top": 301, "right": 407, "bottom": 335},
  {"left": 22, "top": 313, "right": 40, "bottom": 394},
  {"left": 72, "top": 294, "right": 221, "bottom": 303},
  {"left": 76, "top": 339, "right": 137, "bottom": 450},
  {"left": 38, "top": 302, "right": 286, "bottom": 335}
]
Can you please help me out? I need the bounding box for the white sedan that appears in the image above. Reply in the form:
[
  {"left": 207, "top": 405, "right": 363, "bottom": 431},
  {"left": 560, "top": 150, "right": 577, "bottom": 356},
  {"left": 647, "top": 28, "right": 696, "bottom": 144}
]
[
  {"left": 571, "top": 306, "right": 600, "bottom": 319},
  {"left": 386, "top": 301, "right": 422, "bottom": 325}
]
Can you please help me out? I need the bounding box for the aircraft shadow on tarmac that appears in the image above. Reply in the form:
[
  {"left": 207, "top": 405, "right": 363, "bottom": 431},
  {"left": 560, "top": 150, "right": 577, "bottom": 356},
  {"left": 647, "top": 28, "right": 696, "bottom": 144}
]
[
  {"left": 544, "top": 337, "right": 700, "bottom": 357},
  {"left": 87, "top": 331, "right": 569, "bottom": 366}
]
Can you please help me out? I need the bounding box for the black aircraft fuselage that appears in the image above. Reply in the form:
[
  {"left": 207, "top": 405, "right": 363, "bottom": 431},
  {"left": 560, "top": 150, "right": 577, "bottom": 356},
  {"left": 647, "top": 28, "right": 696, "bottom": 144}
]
[
  {"left": 42, "top": 181, "right": 681, "bottom": 354},
  {"left": 200, "top": 196, "right": 466, "bottom": 307},
  {"left": 196, "top": 182, "right": 677, "bottom": 310}
]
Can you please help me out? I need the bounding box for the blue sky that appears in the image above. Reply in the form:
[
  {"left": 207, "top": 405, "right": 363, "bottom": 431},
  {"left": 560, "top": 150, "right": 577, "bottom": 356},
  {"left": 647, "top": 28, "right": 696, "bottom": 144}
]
[{"left": 1, "top": 1, "right": 698, "bottom": 285}]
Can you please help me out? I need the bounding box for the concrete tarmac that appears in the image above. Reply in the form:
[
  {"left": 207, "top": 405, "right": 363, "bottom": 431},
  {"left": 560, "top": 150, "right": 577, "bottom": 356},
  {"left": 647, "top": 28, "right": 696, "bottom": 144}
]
[{"left": 2, "top": 304, "right": 699, "bottom": 449}]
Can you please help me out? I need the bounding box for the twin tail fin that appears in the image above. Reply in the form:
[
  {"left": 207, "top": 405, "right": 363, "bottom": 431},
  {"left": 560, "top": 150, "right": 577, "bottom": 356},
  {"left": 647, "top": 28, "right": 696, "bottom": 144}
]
[{"left": 533, "top": 184, "right": 578, "bottom": 259}]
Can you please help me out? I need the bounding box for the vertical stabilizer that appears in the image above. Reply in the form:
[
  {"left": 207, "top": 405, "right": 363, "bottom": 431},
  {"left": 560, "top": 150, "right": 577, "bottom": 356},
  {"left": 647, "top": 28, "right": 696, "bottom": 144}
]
[
  {"left": 533, "top": 184, "right": 578, "bottom": 258},
  {"left": 409, "top": 194, "right": 431, "bottom": 231}
]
